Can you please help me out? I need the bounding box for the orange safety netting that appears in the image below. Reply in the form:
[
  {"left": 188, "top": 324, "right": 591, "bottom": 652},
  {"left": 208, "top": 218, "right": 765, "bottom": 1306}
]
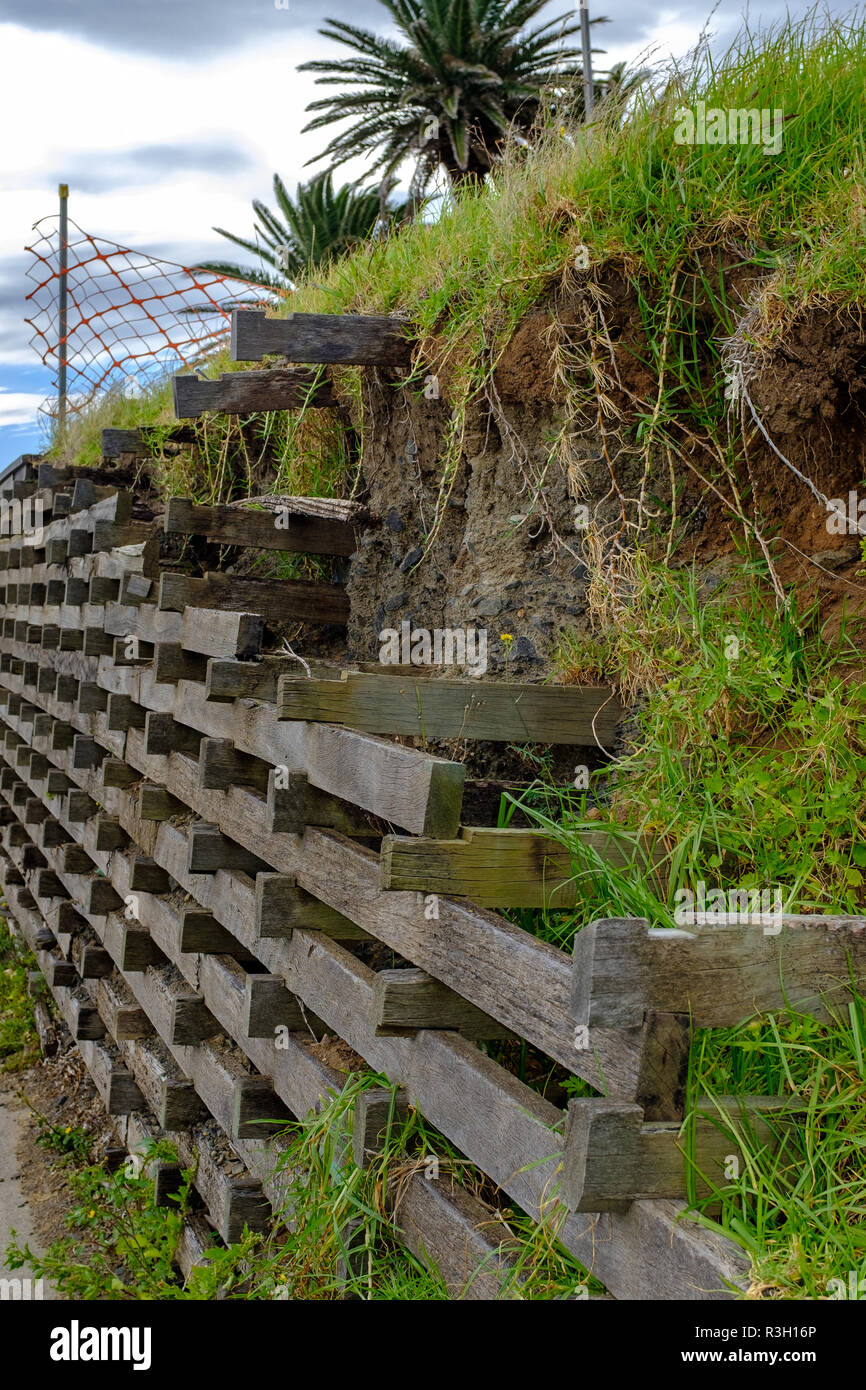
[{"left": 25, "top": 214, "right": 269, "bottom": 417}]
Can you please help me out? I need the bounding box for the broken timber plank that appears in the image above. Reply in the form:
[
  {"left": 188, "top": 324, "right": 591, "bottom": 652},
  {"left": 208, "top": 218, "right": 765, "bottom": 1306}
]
[
  {"left": 164, "top": 496, "right": 357, "bottom": 557},
  {"left": 172, "top": 368, "right": 336, "bottom": 417},
  {"left": 158, "top": 572, "right": 349, "bottom": 626},
  {"left": 231, "top": 310, "right": 411, "bottom": 367}
]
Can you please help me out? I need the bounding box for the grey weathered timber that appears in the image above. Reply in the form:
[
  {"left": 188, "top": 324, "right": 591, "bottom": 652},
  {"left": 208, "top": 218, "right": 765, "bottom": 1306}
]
[
  {"left": 153, "top": 644, "right": 207, "bottom": 685},
  {"left": 170, "top": 993, "right": 220, "bottom": 1046},
  {"left": 278, "top": 671, "right": 624, "bottom": 746},
  {"left": 102, "top": 428, "right": 148, "bottom": 458},
  {"left": 373, "top": 968, "right": 513, "bottom": 1040},
  {"left": 266, "top": 768, "right": 371, "bottom": 837},
  {"left": 164, "top": 495, "right": 357, "bottom": 557},
  {"left": 158, "top": 571, "right": 349, "bottom": 627},
  {"left": 144, "top": 711, "right": 202, "bottom": 758},
  {"left": 89, "top": 576, "right": 120, "bottom": 605},
  {"left": 119, "top": 926, "right": 166, "bottom": 971},
  {"left": 179, "top": 908, "right": 255, "bottom": 961},
  {"left": 88, "top": 878, "right": 124, "bottom": 915},
  {"left": 94, "top": 816, "right": 129, "bottom": 851},
  {"left": 231, "top": 1076, "right": 292, "bottom": 1139},
  {"left": 172, "top": 367, "right": 336, "bottom": 418},
  {"left": 34, "top": 868, "right": 66, "bottom": 897},
  {"left": 254, "top": 872, "right": 366, "bottom": 941},
  {"left": 243, "top": 975, "right": 308, "bottom": 1038},
  {"left": 98, "top": 977, "right": 152, "bottom": 1040},
  {"left": 138, "top": 785, "right": 185, "bottom": 820},
  {"left": 125, "top": 603, "right": 264, "bottom": 661},
  {"left": 67, "top": 790, "right": 97, "bottom": 821},
  {"left": 83, "top": 627, "right": 114, "bottom": 657},
  {"left": 72, "top": 1000, "right": 107, "bottom": 1040},
  {"left": 79, "top": 944, "right": 114, "bottom": 979},
  {"left": 380, "top": 827, "right": 654, "bottom": 908},
  {"left": 231, "top": 309, "right": 412, "bottom": 367},
  {"left": 72, "top": 735, "right": 107, "bottom": 770},
  {"left": 50, "top": 958, "right": 77, "bottom": 987},
  {"left": 55, "top": 675, "right": 79, "bottom": 705},
  {"left": 107, "top": 694, "right": 147, "bottom": 733},
  {"left": 113, "top": 637, "right": 154, "bottom": 667},
  {"left": 92, "top": 519, "right": 153, "bottom": 552},
  {"left": 560, "top": 1096, "right": 800, "bottom": 1211},
  {"left": 572, "top": 916, "right": 866, "bottom": 1029},
  {"left": 41, "top": 820, "right": 72, "bottom": 849},
  {"left": 77, "top": 682, "right": 108, "bottom": 715},
  {"left": 205, "top": 656, "right": 310, "bottom": 703},
  {"left": 103, "top": 759, "right": 140, "bottom": 789},
  {"left": 351, "top": 1087, "right": 410, "bottom": 1168},
  {"left": 187, "top": 824, "right": 269, "bottom": 876},
  {"left": 129, "top": 857, "right": 172, "bottom": 895},
  {"left": 50, "top": 721, "right": 75, "bottom": 752},
  {"left": 199, "top": 738, "right": 269, "bottom": 793}
]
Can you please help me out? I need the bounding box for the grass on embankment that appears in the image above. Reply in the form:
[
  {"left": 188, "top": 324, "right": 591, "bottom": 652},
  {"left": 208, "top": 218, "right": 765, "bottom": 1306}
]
[
  {"left": 0, "top": 914, "right": 38, "bottom": 1073},
  {"left": 54, "top": 8, "right": 866, "bottom": 516},
  {"left": 500, "top": 552, "right": 866, "bottom": 1298}
]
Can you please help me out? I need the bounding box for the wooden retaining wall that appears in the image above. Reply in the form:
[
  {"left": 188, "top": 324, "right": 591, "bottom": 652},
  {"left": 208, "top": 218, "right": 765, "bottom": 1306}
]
[{"left": 1, "top": 316, "right": 862, "bottom": 1300}]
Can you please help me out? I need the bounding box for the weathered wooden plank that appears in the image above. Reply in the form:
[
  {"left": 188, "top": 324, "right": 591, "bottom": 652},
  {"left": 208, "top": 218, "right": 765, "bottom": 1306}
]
[
  {"left": 178, "top": 908, "right": 256, "bottom": 962},
  {"left": 205, "top": 656, "right": 312, "bottom": 703},
  {"left": 187, "top": 823, "right": 270, "bottom": 876},
  {"left": 254, "top": 872, "right": 366, "bottom": 941},
  {"left": 572, "top": 916, "right": 866, "bottom": 1029},
  {"left": 266, "top": 769, "right": 371, "bottom": 837},
  {"left": 129, "top": 857, "right": 172, "bottom": 895},
  {"left": 380, "top": 827, "right": 652, "bottom": 908},
  {"left": 119, "top": 925, "right": 166, "bottom": 971},
  {"left": 153, "top": 644, "right": 207, "bottom": 685},
  {"left": 164, "top": 496, "right": 357, "bottom": 557},
  {"left": 232, "top": 1076, "right": 292, "bottom": 1140},
  {"left": 170, "top": 993, "right": 220, "bottom": 1046},
  {"left": 127, "top": 604, "right": 264, "bottom": 661},
  {"left": 3, "top": 811, "right": 745, "bottom": 1295},
  {"left": 144, "top": 711, "right": 202, "bottom": 758},
  {"left": 158, "top": 571, "right": 349, "bottom": 627},
  {"left": 0, "top": 683, "right": 656, "bottom": 1099},
  {"left": 560, "top": 1096, "right": 799, "bottom": 1211},
  {"left": 373, "top": 967, "right": 512, "bottom": 1040},
  {"left": 164, "top": 676, "right": 467, "bottom": 837},
  {"left": 242, "top": 974, "right": 308, "bottom": 1037},
  {"left": 172, "top": 368, "right": 336, "bottom": 418},
  {"left": 102, "top": 428, "right": 149, "bottom": 458},
  {"left": 231, "top": 310, "right": 411, "bottom": 367},
  {"left": 199, "top": 738, "right": 269, "bottom": 793},
  {"left": 278, "top": 671, "right": 624, "bottom": 746}
]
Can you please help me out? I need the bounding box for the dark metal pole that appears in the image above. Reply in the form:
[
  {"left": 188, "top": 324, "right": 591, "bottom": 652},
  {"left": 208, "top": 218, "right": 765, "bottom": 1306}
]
[
  {"left": 58, "top": 182, "right": 68, "bottom": 434},
  {"left": 580, "top": 3, "right": 594, "bottom": 119}
]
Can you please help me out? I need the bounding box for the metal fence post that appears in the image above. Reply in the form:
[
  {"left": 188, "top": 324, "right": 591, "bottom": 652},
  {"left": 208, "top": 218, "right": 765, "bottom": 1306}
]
[{"left": 58, "top": 182, "right": 68, "bottom": 434}]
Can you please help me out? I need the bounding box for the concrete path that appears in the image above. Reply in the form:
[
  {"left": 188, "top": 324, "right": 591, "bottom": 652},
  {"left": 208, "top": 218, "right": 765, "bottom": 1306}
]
[{"left": 0, "top": 1085, "right": 55, "bottom": 1300}]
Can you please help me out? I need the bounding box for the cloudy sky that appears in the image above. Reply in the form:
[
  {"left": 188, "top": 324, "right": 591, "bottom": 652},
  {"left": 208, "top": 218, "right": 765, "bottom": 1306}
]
[{"left": 0, "top": 0, "right": 820, "bottom": 468}]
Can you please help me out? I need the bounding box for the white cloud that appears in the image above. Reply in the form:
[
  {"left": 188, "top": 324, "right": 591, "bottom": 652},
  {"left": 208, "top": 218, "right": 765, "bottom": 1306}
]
[{"left": 0, "top": 389, "right": 49, "bottom": 427}]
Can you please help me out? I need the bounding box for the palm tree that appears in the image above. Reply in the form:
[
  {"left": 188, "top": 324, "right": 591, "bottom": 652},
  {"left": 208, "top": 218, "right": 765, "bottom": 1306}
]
[
  {"left": 195, "top": 172, "right": 387, "bottom": 290},
  {"left": 298, "top": 0, "right": 606, "bottom": 197}
]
